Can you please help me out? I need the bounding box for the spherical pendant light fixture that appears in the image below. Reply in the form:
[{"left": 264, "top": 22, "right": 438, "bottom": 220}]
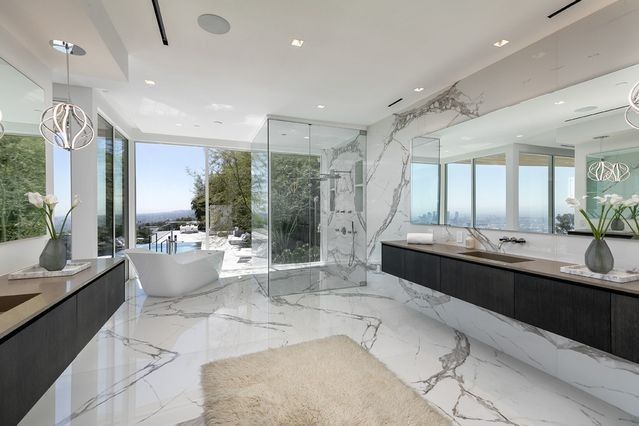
[
  {"left": 587, "top": 159, "right": 613, "bottom": 182},
  {"left": 626, "top": 81, "right": 639, "bottom": 130},
  {"left": 39, "top": 40, "right": 94, "bottom": 151}
]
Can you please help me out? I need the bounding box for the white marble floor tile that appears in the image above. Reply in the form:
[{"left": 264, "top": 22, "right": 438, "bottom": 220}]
[{"left": 20, "top": 273, "right": 637, "bottom": 425}]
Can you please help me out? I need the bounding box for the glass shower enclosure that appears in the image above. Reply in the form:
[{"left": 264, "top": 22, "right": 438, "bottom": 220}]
[{"left": 251, "top": 118, "right": 366, "bottom": 296}]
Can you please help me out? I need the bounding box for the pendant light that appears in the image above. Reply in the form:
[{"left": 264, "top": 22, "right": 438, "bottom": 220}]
[
  {"left": 39, "top": 40, "right": 94, "bottom": 151},
  {"left": 626, "top": 81, "right": 639, "bottom": 130},
  {"left": 587, "top": 136, "right": 631, "bottom": 183},
  {"left": 588, "top": 136, "right": 614, "bottom": 182}
]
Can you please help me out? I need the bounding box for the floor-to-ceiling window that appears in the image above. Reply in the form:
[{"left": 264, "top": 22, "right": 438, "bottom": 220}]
[
  {"left": 445, "top": 160, "right": 472, "bottom": 227},
  {"left": 518, "top": 153, "right": 551, "bottom": 233},
  {"left": 474, "top": 154, "right": 507, "bottom": 229},
  {"left": 53, "top": 146, "right": 72, "bottom": 257},
  {"left": 135, "top": 142, "right": 253, "bottom": 271},
  {"left": 97, "top": 115, "right": 128, "bottom": 257}
]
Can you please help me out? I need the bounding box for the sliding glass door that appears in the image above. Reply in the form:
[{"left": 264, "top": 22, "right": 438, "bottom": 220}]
[{"left": 97, "top": 115, "right": 128, "bottom": 257}]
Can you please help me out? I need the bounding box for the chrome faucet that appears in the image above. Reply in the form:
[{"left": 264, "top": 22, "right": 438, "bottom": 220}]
[{"left": 498, "top": 236, "right": 526, "bottom": 250}]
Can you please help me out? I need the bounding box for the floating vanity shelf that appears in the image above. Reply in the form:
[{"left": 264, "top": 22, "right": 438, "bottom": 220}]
[
  {"left": 381, "top": 241, "right": 639, "bottom": 364},
  {"left": 0, "top": 258, "right": 125, "bottom": 425}
]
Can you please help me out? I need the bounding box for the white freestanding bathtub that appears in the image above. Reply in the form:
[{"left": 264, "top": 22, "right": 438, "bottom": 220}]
[{"left": 125, "top": 249, "right": 225, "bottom": 297}]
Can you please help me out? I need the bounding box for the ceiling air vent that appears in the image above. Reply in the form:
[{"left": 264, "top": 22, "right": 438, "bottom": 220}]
[
  {"left": 151, "top": 0, "right": 169, "bottom": 46},
  {"left": 564, "top": 105, "right": 627, "bottom": 123},
  {"left": 387, "top": 98, "right": 403, "bottom": 108},
  {"left": 548, "top": 0, "right": 583, "bottom": 19}
]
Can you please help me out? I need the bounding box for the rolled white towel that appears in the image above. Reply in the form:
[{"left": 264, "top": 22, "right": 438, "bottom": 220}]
[{"left": 406, "top": 232, "right": 434, "bottom": 245}]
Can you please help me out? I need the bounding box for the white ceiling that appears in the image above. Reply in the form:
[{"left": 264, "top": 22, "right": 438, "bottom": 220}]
[{"left": 0, "top": 0, "right": 617, "bottom": 143}]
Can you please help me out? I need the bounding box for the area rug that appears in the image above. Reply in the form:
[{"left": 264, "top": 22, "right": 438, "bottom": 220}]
[{"left": 201, "top": 335, "right": 451, "bottom": 425}]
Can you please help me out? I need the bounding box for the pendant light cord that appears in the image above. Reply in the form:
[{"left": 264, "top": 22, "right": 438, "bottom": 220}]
[{"left": 65, "top": 42, "right": 71, "bottom": 102}]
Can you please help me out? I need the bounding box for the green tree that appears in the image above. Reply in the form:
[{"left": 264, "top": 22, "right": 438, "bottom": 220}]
[
  {"left": 555, "top": 213, "right": 574, "bottom": 234},
  {"left": 190, "top": 149, "right": 252, "bottom": 232},
  {"left": 0, "top": 134, "right": 46, "bottom": 242},
  {"left": 270, "top": 153, "right": 320, "bottom": 263}
]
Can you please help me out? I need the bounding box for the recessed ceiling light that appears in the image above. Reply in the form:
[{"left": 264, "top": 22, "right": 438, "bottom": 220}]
[
  {"left": 176, "top": 123, "right": 183, "bottom": 127},
  {"left": 303, "top": 136, "right": 310, "bottom": 139},
  {"left": 414, "top": 87, "right": 424, "bottom": 92},
  {"left": 291, "top": 39, "right": 304, "bottom": 47},
  {"left": 554, "top": 100, "right": 566, "bottom": 105},
  {"left": 198, "top": 14, "right": 231, "bottom": 35},
  {"left": 493, "top": 39, "right": 509, "bottom": 48},
  {"left": 208, "top": 103, "right": 233, "bottom": 111},
  {"left": 144, "top": 79, "right": 156, "bottom": 86},
  {"left": 574, "top": 105, "right": 598, "bottom": 113},
  {"left": 516, "top": 134, "right": 524, "bottom": 138},
  {"left": 317, "top": 104, "right": 326, "bottom": 109}
]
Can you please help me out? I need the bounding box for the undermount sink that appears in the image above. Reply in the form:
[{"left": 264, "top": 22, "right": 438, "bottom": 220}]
[
  {"left": 0, "top": 293, "right": 40, "bottom": 313},
  {"left": 461, "top": 251, "right": 530, "bottom": 264}
]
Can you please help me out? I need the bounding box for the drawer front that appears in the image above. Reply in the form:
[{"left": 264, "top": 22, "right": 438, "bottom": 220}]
[
  {"left": 514, "top": 273, "right": 611, "bottom": 352},
  {"left": 381, "top": 244, "right": 405, "bottom": 279},
  {"left": 106, "top": 262, "right": 126, "bottom": 319},
  {"left": 404, "top": 249, "right": 440, "bottom": 291},
  {"left": 440, "top": 257, "right": 514, "bottom": 316},
  {"left": 0, "top": 296, "right": 77, "bottom": 425},
  {"left": 611, "top": 293, "right": 639, "bottom": 363}
]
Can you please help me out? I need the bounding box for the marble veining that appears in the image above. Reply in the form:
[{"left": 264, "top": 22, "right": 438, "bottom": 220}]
[
  {"left": 369, "top": 271, "right": 639, "bottom": 417},
  {"left": 21, "top": 272, "right": 637, "bottom": 425}
]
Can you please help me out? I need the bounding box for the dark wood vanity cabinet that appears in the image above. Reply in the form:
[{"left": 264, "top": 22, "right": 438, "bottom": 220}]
[
  {"left": 381, "top": 244, "right": 440, "bottom": 290},
  {"left": 380, "top": 242, "right": 639, "bottom": 364},
  {"left": 514, "top": 273, "right": 611, "bottom": 352},
  {"left": 0, "top": 261, "right": 125, "bottom": 426},
  {"left": 611, "top": 294, "right": 639, "bottom": 363},
  {"left": 440, "top": 257, "right": 514, "bottom": 316}
]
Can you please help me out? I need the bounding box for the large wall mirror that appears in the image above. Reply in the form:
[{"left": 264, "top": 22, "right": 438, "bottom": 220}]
[
  {"left": 0, "top": 57, "right": 46, "bottom": 243},
  {"left": 411, "top": 63, "right": 639, "bottom": 237}
]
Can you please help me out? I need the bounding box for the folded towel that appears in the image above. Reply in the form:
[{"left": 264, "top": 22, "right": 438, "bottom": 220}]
[{"left": 406, "top": 232, "right": 434, "bottom": 245}]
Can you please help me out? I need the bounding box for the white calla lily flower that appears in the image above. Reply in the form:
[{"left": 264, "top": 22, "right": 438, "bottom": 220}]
[
  {"left": 565, "top": 197, "right": 582, "bottom": 209},
  {"left": 44, "top": 194, "right": 58, "bottom": 207},
  {"left": 25, "top": 192, "right": 44, "bottom": 208}
]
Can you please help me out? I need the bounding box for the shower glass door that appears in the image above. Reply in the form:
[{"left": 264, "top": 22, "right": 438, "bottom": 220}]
[
  {"left": 268, "top": 120, "right": 316, "bottom": 295},
  {"left": 261, "top": 119, "right": 367, "bottom": 296}
]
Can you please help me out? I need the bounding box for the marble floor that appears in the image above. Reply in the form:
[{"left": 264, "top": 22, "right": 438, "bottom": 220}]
[{"left": 21, "top": 271, "right": 637, "bottom": 425}]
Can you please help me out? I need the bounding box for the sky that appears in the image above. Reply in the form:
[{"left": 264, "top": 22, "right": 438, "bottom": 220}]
[
  {"left": 135, "top": 143, "right": 204, "bottom": 214},
  {"left": 412, "top": 163, "right": 575, "bottom": 221},
  {"left": 53, "top": 147, "right": 71, "bottom": 219}
]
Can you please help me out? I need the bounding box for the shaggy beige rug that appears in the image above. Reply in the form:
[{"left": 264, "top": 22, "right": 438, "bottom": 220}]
[{"left": 201, "top": 335, "right": 451, "bottom": 425}]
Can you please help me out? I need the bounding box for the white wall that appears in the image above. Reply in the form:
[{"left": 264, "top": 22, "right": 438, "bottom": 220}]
[
  {"left": 366, "top": 0, "right": 639, "bottom": 266},
  {"left": 0, "top": 23, "right": 53, "bottom": 275}
]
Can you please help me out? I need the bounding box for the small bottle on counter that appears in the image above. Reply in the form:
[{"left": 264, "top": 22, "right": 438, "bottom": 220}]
[{"left": 465, "top": 235, "right": 475, "bottom": 249}]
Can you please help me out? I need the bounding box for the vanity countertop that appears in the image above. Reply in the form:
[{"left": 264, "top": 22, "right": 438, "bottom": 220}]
[
  {"left": 0, "top": 258, "right": 124, "bottom": 342},
  {"left": 382, "top": 241, "right": 639, "bottom": 297}
]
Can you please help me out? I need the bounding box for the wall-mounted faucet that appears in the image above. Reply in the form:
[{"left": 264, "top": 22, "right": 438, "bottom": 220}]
[{"left": 498, "top": 236, "right": 526, "bottom": 250}]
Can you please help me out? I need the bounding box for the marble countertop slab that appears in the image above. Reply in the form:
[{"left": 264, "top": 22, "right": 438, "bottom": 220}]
[
  {"left": 8, "top": 261, "right": 92, "bottom": 280},
  {"left": 0, "top": 258, "right": 125, "bottom": 342},
  {"left": 382, "top": 241, "right": 639, "bottom": 296}
]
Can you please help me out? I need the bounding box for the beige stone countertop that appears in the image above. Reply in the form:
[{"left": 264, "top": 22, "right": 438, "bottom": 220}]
[
  {"left": 0, "top": 258, "right": 124, "bottom": 342},
  {"left": 382, "top": 241, "right": 639, "bottom": 297}
]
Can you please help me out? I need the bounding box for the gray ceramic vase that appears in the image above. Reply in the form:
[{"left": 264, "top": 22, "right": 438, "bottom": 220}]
[
  {"left": 584, "top": 239, "right": 614, "bottom": 274},
  {"left": 610, "top": 217, "right": 625, "bottom": 231},
  {"left": 39, "top": 238, "right": 67, "bottom": 271}
]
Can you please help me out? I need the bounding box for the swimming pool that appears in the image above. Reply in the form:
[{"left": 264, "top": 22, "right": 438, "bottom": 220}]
[{"left": 136, "top": 241, "right": 202, "bottom": 254}]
